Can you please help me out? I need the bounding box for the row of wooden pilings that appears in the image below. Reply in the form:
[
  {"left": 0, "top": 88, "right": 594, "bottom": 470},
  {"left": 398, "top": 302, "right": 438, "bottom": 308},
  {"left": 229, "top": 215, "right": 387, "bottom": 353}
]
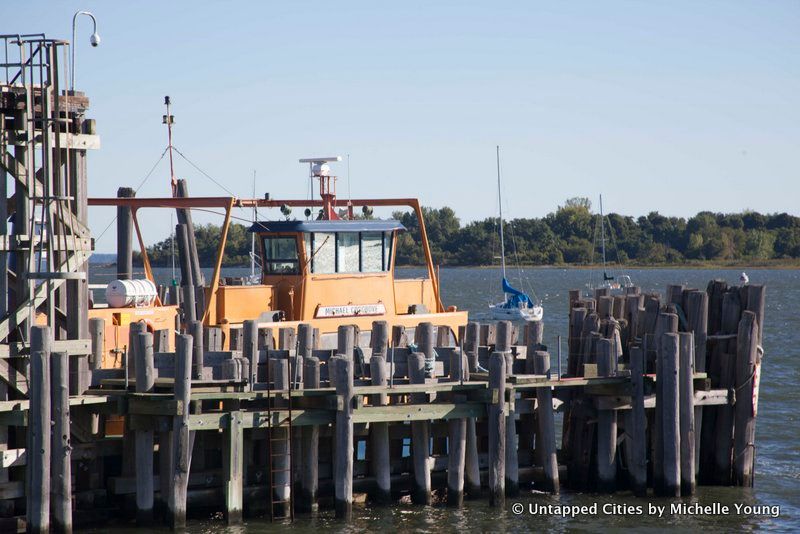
[
  {"left": 20, "top": 280, "right": 764, "bottom": 531},
  {"left": 92, "top": 317, "right": 560, "bottom": 529},
  {"left": 563, "top": 281, "right": 764, "bottom": 497}
]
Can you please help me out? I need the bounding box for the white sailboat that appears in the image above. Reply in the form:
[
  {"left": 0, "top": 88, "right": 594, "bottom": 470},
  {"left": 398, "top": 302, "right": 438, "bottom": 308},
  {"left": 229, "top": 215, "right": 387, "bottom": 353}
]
[
  {"left": 488, "top": 146, "right": 543, "bottom": 322},
  {"left": 591, "top": 194, "right": 633, "bottom": 292}
]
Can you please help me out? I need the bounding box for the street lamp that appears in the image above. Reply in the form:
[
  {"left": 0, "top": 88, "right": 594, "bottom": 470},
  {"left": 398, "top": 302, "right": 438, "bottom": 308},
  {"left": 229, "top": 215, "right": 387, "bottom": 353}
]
[{"left": 70, "top": 10, "right": 100, "bottom": 91}]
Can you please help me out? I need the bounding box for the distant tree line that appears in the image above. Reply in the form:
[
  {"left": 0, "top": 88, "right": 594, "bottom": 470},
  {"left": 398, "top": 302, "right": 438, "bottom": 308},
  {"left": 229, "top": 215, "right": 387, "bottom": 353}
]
[{"left": 139, "top": 198, "right": 800, "bottom": 267}]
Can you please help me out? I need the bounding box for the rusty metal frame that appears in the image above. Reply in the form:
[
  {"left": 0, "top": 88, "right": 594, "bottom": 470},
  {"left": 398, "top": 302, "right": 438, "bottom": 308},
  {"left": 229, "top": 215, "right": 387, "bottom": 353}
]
[{"left": 88, "top": 196, "right": 443, "bottom": 313}]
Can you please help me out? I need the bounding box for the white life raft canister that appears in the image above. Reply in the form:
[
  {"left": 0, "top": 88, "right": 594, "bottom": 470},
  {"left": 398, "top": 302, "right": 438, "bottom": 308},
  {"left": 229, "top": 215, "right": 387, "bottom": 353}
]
[{"left": 105, "top": 279, "right": 158, "bottom": 308}]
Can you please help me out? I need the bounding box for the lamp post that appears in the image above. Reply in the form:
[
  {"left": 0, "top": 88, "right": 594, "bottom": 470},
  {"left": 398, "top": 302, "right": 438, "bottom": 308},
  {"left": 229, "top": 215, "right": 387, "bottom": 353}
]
[{"left": 70, "top": 10, "right": 100, "bottom": 91}]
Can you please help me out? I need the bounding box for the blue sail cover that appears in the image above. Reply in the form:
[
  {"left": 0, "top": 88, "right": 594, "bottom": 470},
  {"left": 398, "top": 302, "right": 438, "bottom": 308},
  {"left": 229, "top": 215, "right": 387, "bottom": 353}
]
[{"left": 501, "top": 277, "right": 533, "bottom": 309}]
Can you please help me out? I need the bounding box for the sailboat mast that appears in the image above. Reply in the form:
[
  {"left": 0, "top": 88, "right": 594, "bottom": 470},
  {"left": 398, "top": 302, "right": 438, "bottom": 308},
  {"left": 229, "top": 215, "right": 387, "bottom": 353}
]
[
  {"left": 496, "top": 145, "right": 506, "bottom": 280},
  {"left": 600, "top": 194, "right": 607, "bottom": 273}
]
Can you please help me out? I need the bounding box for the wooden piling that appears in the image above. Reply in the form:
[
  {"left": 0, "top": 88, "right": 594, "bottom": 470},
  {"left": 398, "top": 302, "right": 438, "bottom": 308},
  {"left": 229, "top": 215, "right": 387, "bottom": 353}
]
[
  {"left": 661, "top": 333, "right": 681, "bottom": 497},
  {"left": 734, "top": 311, "right": 759, "bottom": 487},
  {"left": 464, "top": 322, "right": 480, "bottom": 373},
  {"left": 533, "top": 351, "right": 559, "bottom": 494},
  {"left": 596, "top": 338, "right": 617, "bottom": 492},
  {"left": 298, "top": 356, "right": 321, "bottom": 511},
  {"left": 27, "top": 326, "right": 51, "bottom": 534},
  {"left": 503, "top": 352, "right": 519, "bottom": 497},
  {"left": 495, "top": 321, "right": 513, "bottom": 352},
  {"left": 169, "top": 334, "right": 193, "bottom": 529},
  {"left": 271, "top": 358, "right": 291, "bottom": 516},
  {"left": 678, "top": 332, "right": 696, "bottom": 496},
  {"left": 337, "top": 325, "right": 355, "bottom": 360},
  {"left": 447, "top": 350, "right": 467, "bottom": 506},
  {"left": 407, "top": 352, "right": 431, "bottom": 505},
  {"left": 628, "top": 345, "right": 648, "bottom": 497},
  {"left": 369, "top": 356, "right": 391, "bottom": 504},
  {"left": 190, "top": 321, "right": 204, "bottom": 380},
  {"left": 223, "top": 410, "right": 244, "bottom": 524},
  {"left": 525, "top": 319, "right": 544, "bottom": 349},
  {"left": 685, "top": 289, "right": 708, "bottom": 476},
  {"left": 116, "top": 187, "right": 135, "bottom": 280},
  {"left": 243, "top": 320, "right": 258, "bottom": 390},
  {"left": 332, "top": 355, "right": 354, "bottom": 518},
  {"left": 51, "top": 352, "right": 72, "bottom": 534},
  {"left": 463, "top": 339, "right": 481, "bottom": 498},
  {"left": 134, "top": 333, "right": 155, "bottom": 525},
  {"left": 488, "top": 351, "right": 506, "bottom": 507},
  {"left": 370, "top": 320, "right": 389, "bottom": 359}
]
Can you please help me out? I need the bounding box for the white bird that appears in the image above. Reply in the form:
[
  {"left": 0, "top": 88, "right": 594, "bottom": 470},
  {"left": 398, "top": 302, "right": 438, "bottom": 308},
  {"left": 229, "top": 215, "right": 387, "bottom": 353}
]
[{"left": 740, "top": 272, "right": 749, "bottom": 285}]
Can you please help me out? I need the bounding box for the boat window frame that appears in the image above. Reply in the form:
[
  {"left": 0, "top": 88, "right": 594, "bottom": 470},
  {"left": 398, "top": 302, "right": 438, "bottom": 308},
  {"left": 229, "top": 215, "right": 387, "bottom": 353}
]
[
  {"left": 305, "top": 230, "right": 394, "bottom": 274},
  {"left": 261, "top": 233, "right": 302, "bottom": 276}
]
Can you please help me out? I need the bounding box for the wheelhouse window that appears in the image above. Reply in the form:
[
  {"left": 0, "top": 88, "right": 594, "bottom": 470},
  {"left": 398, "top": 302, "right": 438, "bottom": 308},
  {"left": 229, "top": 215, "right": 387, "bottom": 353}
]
[
  {"left": 262, "top": 236, "right": 299, "bottom": 275},
  {"left": 306, "top": 231, "right": 393, "bottom": 274}
]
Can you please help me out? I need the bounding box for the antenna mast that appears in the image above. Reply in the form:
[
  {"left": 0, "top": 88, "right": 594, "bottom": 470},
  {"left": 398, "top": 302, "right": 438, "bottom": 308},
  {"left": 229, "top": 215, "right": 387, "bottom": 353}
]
[{"left": 163, "top": 96, "right": 177, "bottom": 195}]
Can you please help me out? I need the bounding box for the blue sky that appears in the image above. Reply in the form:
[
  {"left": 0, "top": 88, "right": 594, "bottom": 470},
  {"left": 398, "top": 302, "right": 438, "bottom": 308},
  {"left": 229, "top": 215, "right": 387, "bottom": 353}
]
[{"left": 4, "top": 1, "right": 799, "bottom": 252}]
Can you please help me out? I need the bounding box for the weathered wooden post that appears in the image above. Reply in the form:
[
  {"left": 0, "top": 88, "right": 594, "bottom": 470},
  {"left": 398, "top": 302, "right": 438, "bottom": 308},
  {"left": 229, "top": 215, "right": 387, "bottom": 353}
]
[
  {"left": 332, "top": 355, "right": 354, "bottom": 518},
  {"left": 679, "top": 332, "right": 696, "bottom": 496},
  {"left": 709, "top": 290, "right": 740, "bottom": 485},
  {"left": 734, "top": 311, "right": 759, "bottom": 487},
  {"left": 488, "top": 351, "right": 506, "bottom": 507},
  {"left": 653, "top": 312, "right": 678, "bottom": 493},
  {"left": 337, "top": 325, "right": 355, "bottom": 361},
  {"left": 533, "top": 351, "right": 559, "bottom": 494},
  {"left": 51, "top": 351, "right": 72, "bottom": 534},
  {"left": 223, "top": 410, "right": 244, "bottom": 524},
  {"left": 371, "top": 320, "right": 389, "bottom": 359},
  {"left": 135, "top": 332, "right": 155, "bottom": 525},
  {"left": 190, "top": 321, "right": 204, "bottom": 380},
  {"left": 175, "top": 224, "right": 196, "bottom": 325},
  {"left": 27, "top": 326, "right": 51, "bottom": 534},
  {"left": 299, "top": 356, "right": 321, "bottom": 512},
  {"left": 525, "top": 319, "right": 544, "bottom": 349},
  {"left": 685, "top": 289, "right": 708, "bottom": 476},
  {"left": 369, "top": 355, "right": 391, "bottom": 504},
  {"left": 243, "top": 320, "right": 258, "bottom": 391},
  {"left": 89, "top": 317, "right": 105, "bottom": 435},
  {"left": 407, "top": 352, "right": 431, "bottom": 505},
  {"left": 169, "top": 334, "right": 193, "bottom": 529},
  {"left": 116, "top": 187, "right": 135, "bottom": 280},
  {"left": 447, "top": 349, "right": 467, "bottom": 506},
  {"left": 661, "top": 333, "right": 681, "bottom": 497},
  {"left": 628, "top": 345, "right": 648, "bottom": 497},
  {"left": 464, "top": 322, "right": 480, "bottom": 373},
  {"left": 463, "top": 342, "right": 481, "bottom": 498},
  {"left": 271, "top": 357, "right": 291, "bottom": 517},
  {"left": 503, "top": 351, "right": 519, "bottom": 497},
  {"left": 495, "top": 320, "right": 513, "bottom": 352},
  {"left": 596, "top": 338, "right": 617, "bottom": 492}
]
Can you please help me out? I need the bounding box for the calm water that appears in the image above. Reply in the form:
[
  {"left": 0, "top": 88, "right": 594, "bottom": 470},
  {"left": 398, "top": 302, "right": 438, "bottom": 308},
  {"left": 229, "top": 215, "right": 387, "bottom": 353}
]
[{"left": 88, "top": 266, "right": 800, "bottom": 533}]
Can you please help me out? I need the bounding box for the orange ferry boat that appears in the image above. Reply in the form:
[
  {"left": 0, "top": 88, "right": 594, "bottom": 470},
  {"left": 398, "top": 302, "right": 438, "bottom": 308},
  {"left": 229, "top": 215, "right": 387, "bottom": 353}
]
[{"left": 87, "top": 157, "right": 467, "bottom": 361}]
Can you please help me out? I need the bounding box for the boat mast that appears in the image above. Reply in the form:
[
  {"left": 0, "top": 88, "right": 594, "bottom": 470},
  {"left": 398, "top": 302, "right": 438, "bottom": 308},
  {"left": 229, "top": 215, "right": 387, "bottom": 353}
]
[
  {"left": 251, "top": 170, "right": 256, "bottom": 278},
  {"left": 496, "top": 145, "right": 506, "bottom": 280},
  {"left": 600, "top": 194, "right": 607, "bottom": 276}
]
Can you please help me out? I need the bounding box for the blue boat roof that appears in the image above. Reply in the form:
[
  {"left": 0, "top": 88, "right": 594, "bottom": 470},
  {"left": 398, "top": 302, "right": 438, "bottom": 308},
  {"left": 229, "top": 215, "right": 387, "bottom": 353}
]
[{"left": 248, "top": 219, "right": 405, "bottom": 233}]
